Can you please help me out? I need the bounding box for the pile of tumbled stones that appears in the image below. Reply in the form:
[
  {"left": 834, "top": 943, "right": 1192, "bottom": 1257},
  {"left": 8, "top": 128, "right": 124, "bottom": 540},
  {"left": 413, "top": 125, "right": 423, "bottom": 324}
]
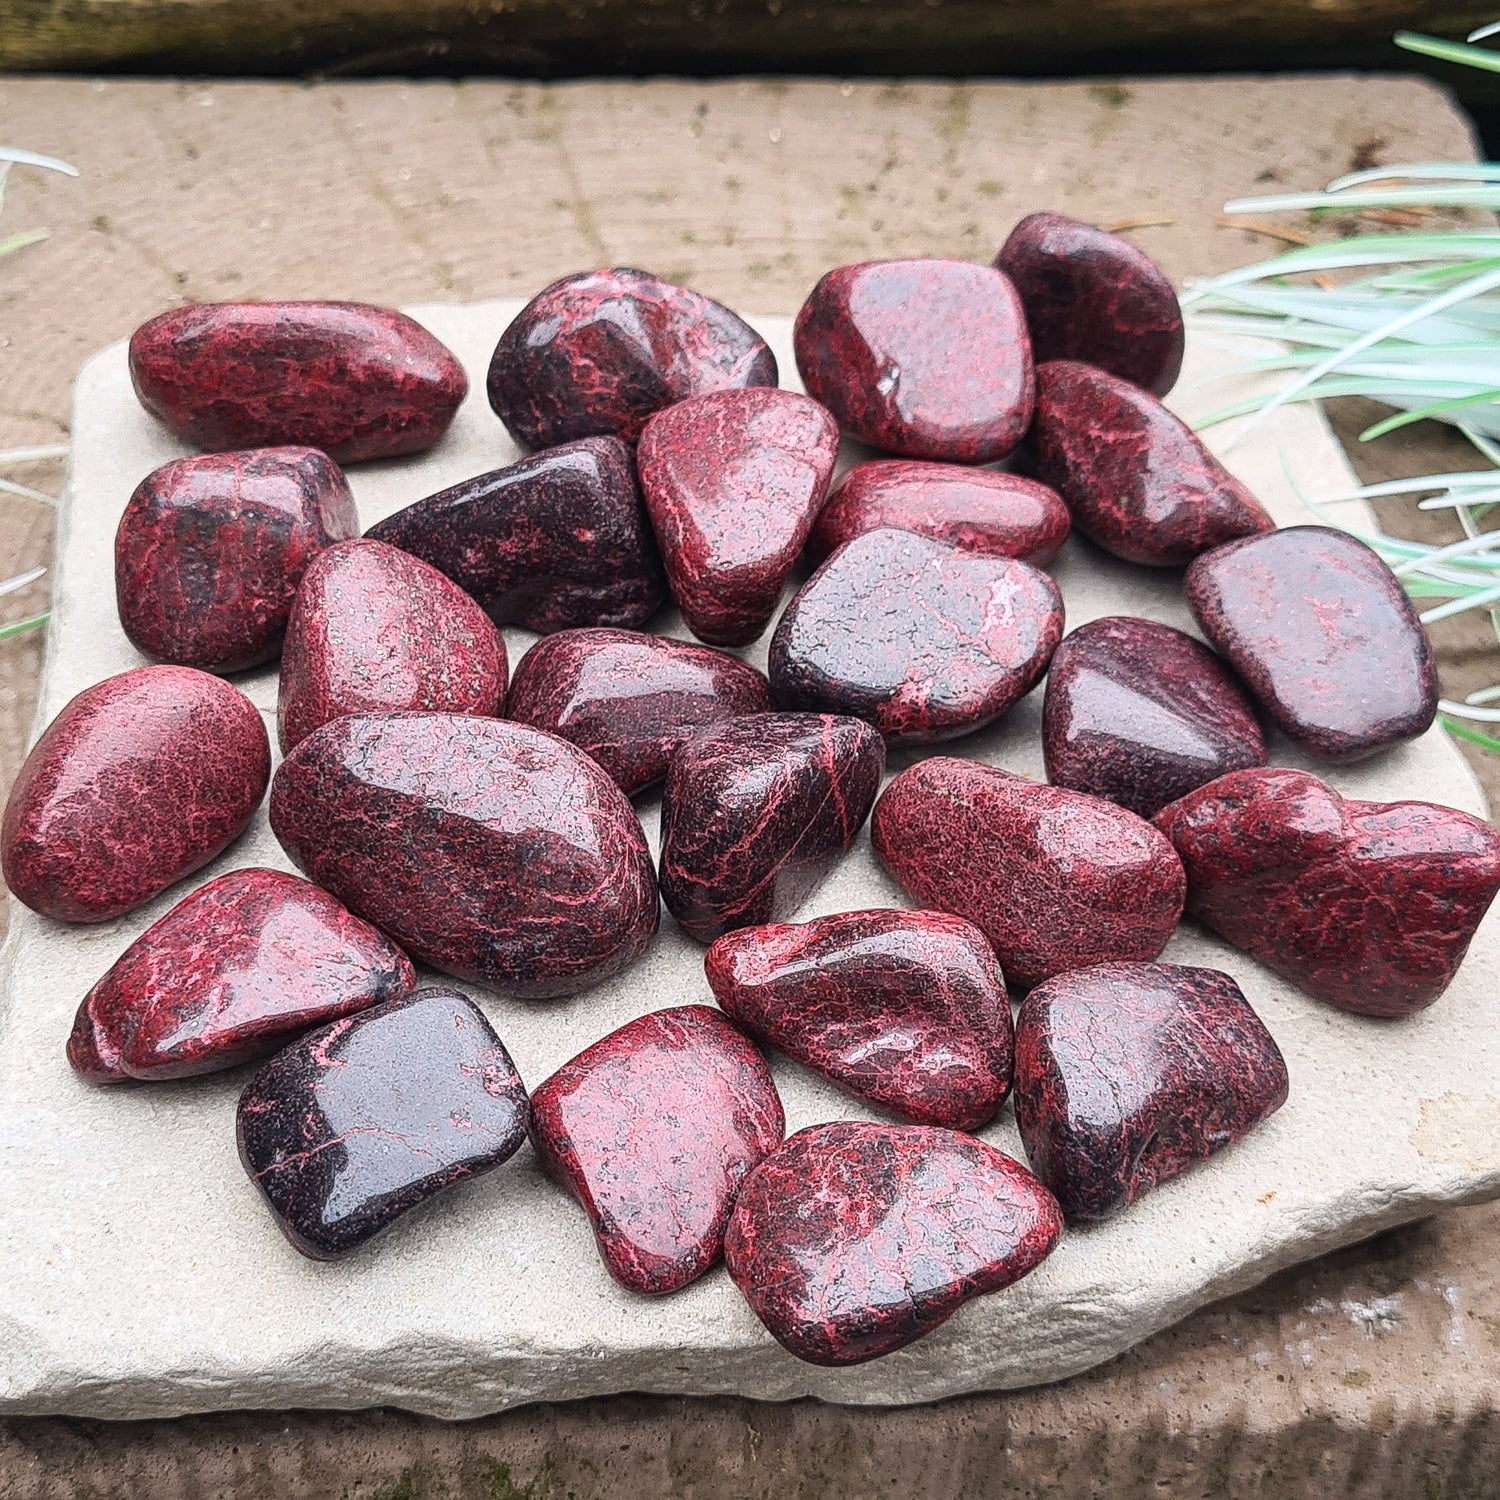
[{"left": 6, "top": 211, "right": 1500, "bottom": 1369}]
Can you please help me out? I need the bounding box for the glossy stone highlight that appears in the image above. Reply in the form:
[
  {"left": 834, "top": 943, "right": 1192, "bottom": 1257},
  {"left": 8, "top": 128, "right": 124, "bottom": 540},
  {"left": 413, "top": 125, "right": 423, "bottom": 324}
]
[
  {"left": 1030, "top": 361, "right": 1274, "bottom": 567},
  {"left": 115, "top": 446, "right": 358, "bottom": 673},
  {"left": 659, "top": 713, "right": 885, "bottom": 942},
  {"left": 872, "top": 760, "right": 1185, "bottom": 989},
  {"left": 997, "top": 213, "right": 1185, "bottom": 396},
  {"left": 769, "top": 528, "right": 1063, "bottom": 745},
  {"left": 705, "top": 909, "right": 1013, "bottom": 1130},
  {"left": 269, "top": 713, "right": 659, "bottom": 999},
  {"left": 1042, "top": 615, "right": 1266, "bottom": 818},
  {"left": 129, "top": 302, "right": 468, "bottom": 463},
  {"left": 530, "top": 1005, "right": 784, "bottom": 1295},
  {"left": 725, "top": 1122, "right": 1063, "bottom": 1366},
  {"left": 1014, "top": 962, "right": 1288, "bottom": 1222},
  {"left": 2, "top": 666, "right": 269, "bottom": 924},
  {"left": 637, "top": 388, "right": 840, "bottom": 646},
  {"left": 67, "top": 867, "right": 415, "bottom": 1084},
  {"left": 794, "top": 259, "right": 1034, "bottom": 462},
  {"left": 366, "top": 436, "right": 667, "bottom": 633},
  {"left": 1155, "top": 767, "right": 1500, "bottom": 1017},
  {"left": 486, "top": 268, "right": 778, "bottom": 449},
  {"left": 1184, "top": 525, "right": 1439, "bottom": 760},
  {"left": 505, "top": 628, "right": 770, "bottom": 794},
  {"left": 277, "top": 538, "right": 507, "bottom": 753},
  {"left": 237, "top": 987, "right": 529, "bottom": 1260}
]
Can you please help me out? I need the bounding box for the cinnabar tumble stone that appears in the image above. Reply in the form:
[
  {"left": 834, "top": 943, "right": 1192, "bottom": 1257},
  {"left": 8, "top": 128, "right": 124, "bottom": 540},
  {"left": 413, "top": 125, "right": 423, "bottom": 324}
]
[
  {"left": 237, "top": 987, "right": 529, "bottom": 1260},
  {"left": 366, "top": 437, "right": 666, "bottom": 633},
  {"left": 725, "top": 1121, "right": 1063, "bottom": 1366},
  {"left": 67, "top": 867, "right": 415, "bottom": 1084},
  {"left": 872, "top": 760, "right": 1185, "bottom": 989},
  {"left": 794, "top": 259, "right": 1034, "bottom": 462},
  {"left": 530, "top": 1005, "right": 784, "bottom": 1294},
  {"left": 269, "top": 713, "right": 659, "bottom": 999},
  {"left": 997, "top": 213, "right": 1185, "bottom": 396},
  {"left": 1184, "top": 525, "right": 1439, "bottom": 759},
  {"left": 659, "top": 712, "right": 885, "bottom": 942},
  {"left": 2, "top": 666, "right": 270, "bottom": 923},
  {"left": 115, "top": 447, "right": 358, "bottom": 673},
  {"left": 1155, "top": 767, "right": 1500, "bottom": 1017},
  {"left": 487, "top": 268, "right": 777, "bottom": 448},
  {"left": 705, "top": 908, "right": 1013, "bottom": 1130},
  {"left": 1042, "top": 615, "right": 1266, "bottom": 818},
  {"left": 1030, "top": 361, "right": 1274, "bottom": 566},
  {"left": 1013, "top": 961, "right": 1288, "bottom": 1222},
  {"left": 277, "top": 538, "right": 507, "bottom": 752},
  {"left": 129, "top": 302, "right": 468, "bottom": 463},
  {"left": 769, "top": 528, "right": 1063, "bottom": 745},
  {"left": 637, "top": 388, "right": 840, "bottom": 646},
  {"left": 505, "top": 628, "right": 770, "bottom": 794}
]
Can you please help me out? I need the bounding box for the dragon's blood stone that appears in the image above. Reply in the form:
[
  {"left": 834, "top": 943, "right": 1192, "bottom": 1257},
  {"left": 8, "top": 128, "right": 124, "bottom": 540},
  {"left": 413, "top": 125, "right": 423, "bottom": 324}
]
[
  {"left": 769, "top": 528, "right": 1063, "bottom": 745},
  {"left": 366, "top": 437, "right": 666, "bottom": 633},
  {"left": 2, "top": 666, "right": 269, "bottom": 923},
  {"left": 997, "top": 213, "right": 1186, "bottom": 396},
  {"left": 115, "top": 447, "right": 358, "bottom": 674},
  {"left": 1013, "top": 962, "right": 1288, "bottom": 1222},
  {"left": 486, "top": 268, "right": 777, "bottom": 449},
  {"left": 1155, "top": 767, "right": 1500, "bottom": 1017},
  {"left": 705, "top": 908, "right": 1013, "bottom": 1130},
  {"left": 67, "top": 867, "right": 415, "bottom": 1084},
  {"left": 725, "top": 1121, "right": 1063, "bottom": 1366},
  {"left": 530, "top": 1005, "right": 784, "bottom": 1294},
  {"left": 793, "top": 259, "right": 1034, "bottom": 462},
  {"left": 637, "top": 388, "right": 840, "bottom": 646},
  {"left": 806, "top": 460, "right": 1070, "bottom": 568},
  {"left": 237, "top": 987, "right": 529, "bottom": 1260},
  {"left": 269, "top": 713, "right": 659, "bottom": 999},
  {"left": 1184, "top": 526, "right": 1439, "bottom": 759},
  {"left": 659, "top": 713, "right": 885, "bottom": 942},
  {"left": 505, "top": 628, "right": 770, "bottom": 794},
  {"left": 1030, "top": 360, "right": 1274, "bottom": 567},
  {"left": 872, "top": 760, "right": 1184, "bottom": 989},
  {"left": 129, "top": 302, "right": 467, "bottom": 463},
  {"left": 1043, "top": 615, "right": 1266, "bottom": 818},
  {"left": 277, "top": 538, "right": 507, "bottom": 753}
]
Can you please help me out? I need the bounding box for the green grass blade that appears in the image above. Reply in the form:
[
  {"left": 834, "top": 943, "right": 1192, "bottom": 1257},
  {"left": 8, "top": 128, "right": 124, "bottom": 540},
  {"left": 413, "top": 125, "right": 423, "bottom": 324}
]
[
  {"left": 1440, "top": 715, "right": 1500, "bottom": 753},
  {"left": 1360, "top": 390, "right": 1500, "bottom": 439},
  {"left": 0, "top": 612, "right": 48, "bottom": 642},
  {"left": 1395, "top": 30, "right": 1500, "bottom": 74},
  {"left": 0, "top": 228, "right": 48, "bottom": 258}
]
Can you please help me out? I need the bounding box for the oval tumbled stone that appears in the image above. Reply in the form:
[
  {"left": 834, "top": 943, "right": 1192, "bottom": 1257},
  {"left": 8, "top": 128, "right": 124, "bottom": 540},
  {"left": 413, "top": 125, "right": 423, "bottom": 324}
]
[{"left": 269, "top": 713, "right": 659, "bottom": 999}]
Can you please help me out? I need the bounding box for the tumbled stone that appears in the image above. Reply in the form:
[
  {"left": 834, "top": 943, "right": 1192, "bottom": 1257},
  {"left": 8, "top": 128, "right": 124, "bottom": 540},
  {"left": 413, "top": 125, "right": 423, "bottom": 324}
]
[
  {"left": 806, "top": 460, "right": 1070, "bottom": 568},
  {"left": 486, "top": 268, "right": 778, "bottom": 448},
  {"left": 793, "top": 259, "right": 1034, "bottom": 462},
  {"left": 637, "top": 388, "right": 840, "bottom": 646},
  {"left": 114, "top": 447, "right": 358, "bottom": 674},
  {"left": 1184, "top": 525, "right": 1438, "bottom": 759},
  {"left": 872, "top": 760, "right": 1184, "bottom": 989},
  {"left": 1155, "top": 767, "right": 1500, "bottom": 1017},
  {"left": 530, "top": 1005, "right": 784, "bottom": 1294},
  {"left": 1030, "top": 361, "right": 1275, "bottom": 566},
  {"left": 1014, "top": 962, "right": 1288, "bottom": 1222},
  {"left": 2, "top": 666, "right": 269, "bottom": 924},
  {"left": 1042, "top": 615, "right": 1266, "bottom": 818},
  {"left": 129, "top": 302, "right": 468, "bottom": 463},
  {"left": 366, "top": 436, "right": 667, "bottom": 633},
  {"left": 769, "top": 528, "right": 1063, "bottom": 745},
  {"left": 277, "top": 538, "right": 507, "bottom": 753},
  {"left": 67, "top": 867, "right": 415, "bottom": 1084},
  {"left": 505, "top": 628, "right": 770, "bottom": 794},
  {"left": 659, "top": 712, "right": 885, "bottom": 942},
  {"left": 996, "top": 213, "right": 1185, "bottom": 396},
  {"left": 237, "top": 987, "right": 529, "bottom": 1260},
  {"left": 725, "top": 1121, "right": 1063, "bottom": 1366},
  {"left": 269, "top": 713, "right": 659, "bottom": 999},
  {"left": 705, "top": 908, "right": 1013, "bottom": 1130}
]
